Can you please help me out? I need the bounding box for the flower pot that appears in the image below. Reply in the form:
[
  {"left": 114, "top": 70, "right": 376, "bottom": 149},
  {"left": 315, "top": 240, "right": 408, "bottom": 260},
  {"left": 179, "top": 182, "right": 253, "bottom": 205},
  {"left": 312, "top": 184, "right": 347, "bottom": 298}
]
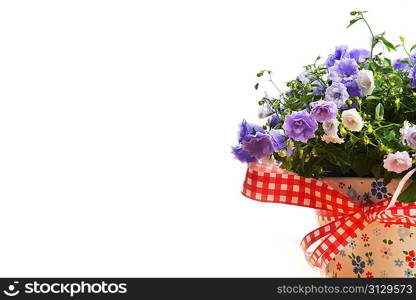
[{"left": 319, "top": 177, "right": 415, "bottom": 278}]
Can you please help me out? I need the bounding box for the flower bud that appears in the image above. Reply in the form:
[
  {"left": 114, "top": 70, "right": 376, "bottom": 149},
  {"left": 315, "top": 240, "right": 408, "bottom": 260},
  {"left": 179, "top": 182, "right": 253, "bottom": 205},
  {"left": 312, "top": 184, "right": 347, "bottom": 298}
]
[{"left": 278, "top": 151, "right": 287, "bottom": 158}]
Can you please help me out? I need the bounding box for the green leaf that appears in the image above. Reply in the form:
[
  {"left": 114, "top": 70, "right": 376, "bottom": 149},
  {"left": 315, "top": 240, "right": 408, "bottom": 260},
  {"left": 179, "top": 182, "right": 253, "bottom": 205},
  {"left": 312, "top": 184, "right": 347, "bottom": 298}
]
[
  {"left": 397, "top": 182, "right": 416, "bottom": 203},
  {"left": 411, "top": 44, "right": 416, "bottom": 53},
  {"left": 382, "top": 130, "right": 396, "bottom": 142},
  {"left": 347, "top": 18, "right": 360, "bottom": 28},
  {"left": 399, "top": 60, "right": 411, "bottom": 65},
  {"left": 404, "top": 251, "right": 409, "bottom": 255},
  {"left": 352, "top": 154, "right": 372, "bottom": 176},
  {"left": 370, "top": 164, "right": 382, "bottom": 179},
  {"left": 379, "top": 35, "right": 397, "bottom": 51},
  {"left": 254, "top": 83, "right": 259, "bottom": 90},
  {"left": 375, "top": 103, "right": 384, "bottom": 120},
  {"left": 256, "top": 71, "right": 264, "bottom": 77},
  {"left": 384, "top": 171, "right": 392, "bottom": 186},
  {"left": 365, "top": 95, "right": 380, "bottom": 100},
  {"left": 322, "top": 145, "right": 351, "bottom": 169}
]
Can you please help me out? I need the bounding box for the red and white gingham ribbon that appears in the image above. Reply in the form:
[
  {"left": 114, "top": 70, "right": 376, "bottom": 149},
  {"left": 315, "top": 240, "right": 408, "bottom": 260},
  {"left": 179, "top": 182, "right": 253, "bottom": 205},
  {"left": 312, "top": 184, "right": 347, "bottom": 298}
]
[{"left": 242, "top": 163, "right": 416, "bottom": 268}]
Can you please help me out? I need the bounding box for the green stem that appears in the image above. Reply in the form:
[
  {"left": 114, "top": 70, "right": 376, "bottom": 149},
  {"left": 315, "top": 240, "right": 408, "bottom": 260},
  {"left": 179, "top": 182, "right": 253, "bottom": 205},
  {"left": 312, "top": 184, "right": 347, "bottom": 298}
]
[
  {"left": 265, "top": 98, "right": 279, "bottom": 117},
  {"left": 360, "top": 14, "right": 375, "bottom": 59},
  {"left": 401, "top": 40, "right": 415, "bottom": 66},
  {"left": 268, "top": 73, "right": 283, "bottom": 94},
  {"left": 312, "top": 65, "right": 327, "bottom": 88},
  {"left": 373, "top": 123, "right": 401, "bottom": 132}
]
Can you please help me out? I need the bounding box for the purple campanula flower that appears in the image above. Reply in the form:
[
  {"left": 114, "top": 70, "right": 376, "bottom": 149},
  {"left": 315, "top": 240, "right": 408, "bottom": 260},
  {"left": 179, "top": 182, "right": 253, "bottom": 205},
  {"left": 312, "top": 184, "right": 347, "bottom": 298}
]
[
  {"left": 241, "top": 132, "right": 274, "bottom": 160},
  {"left": 349, "top": 48, "right": 370, "bottom": 64},
  {"left": 269, "top": 114, "right": 279, "bottom": 128},
  {"left": 282, "top": 110, "right": 318, "bottom": 143},
  {"left": 325, "top": 82, "right": 349, "bottom": 108},
  {"left": 238, "top": 119, "right": 264, "bottom": 143},
  {"left": 393, "top": 57, "right": 415, "bottom": 71},
  {"left": 286, "top": 147, "right": 295, "bottom": 157},
  {"left": 298, "top": 71, "right": 324, "bottom": 94},
  {"left": 328, "top": 59, "right": 359, "bottom": 84},
  {"left": 297, "top": 70, "right": 312, "bottom": 84},
  {"left": 269, "top": 129, "right": 287, "bottom": 151},
  {"left": 311, "top": 80, "right": 325, "bottom": 95},
  {"left": 408, "top": 65, "right": 416, "bottom": 88},
  {"left": 345, "top": 80, "right": 363, "bottom": 98},
  {"left": 400, "top": 121, "right": 416, "bottom": 149},
  {"left": 310, "top": 100, "right": 338, "bottom": 122},
  {"left": 340, "top": 102, "right": 359, "bottom": 110},
  {"left": 326, "top": 45, "right": 350, "bottom": 68},
  {"left": 258, "top": 103, "right": 273, "bottom": 119},
  {"left": 258, "top": 92, "right": 274, "bottom": 118},
  {"left": 231, "top": 145, "right": 257, "bottom": 163},
  {"left": 285, "top": 90, "right": 294, "bottom": 97}
]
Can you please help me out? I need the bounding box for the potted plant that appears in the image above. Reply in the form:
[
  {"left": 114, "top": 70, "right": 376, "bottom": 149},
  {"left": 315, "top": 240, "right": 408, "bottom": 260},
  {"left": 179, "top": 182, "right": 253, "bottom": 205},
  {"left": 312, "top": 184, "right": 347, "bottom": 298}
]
[{"left": 232, "top": 11, "right": 416, "bottom": 278}]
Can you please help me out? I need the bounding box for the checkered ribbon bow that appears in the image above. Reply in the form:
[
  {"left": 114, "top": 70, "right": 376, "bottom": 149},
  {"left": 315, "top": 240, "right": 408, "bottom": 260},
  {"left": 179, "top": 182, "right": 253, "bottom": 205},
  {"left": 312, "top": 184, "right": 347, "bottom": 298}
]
[{"left": 242, "top": 163, "right": 416, "bottom": 268}]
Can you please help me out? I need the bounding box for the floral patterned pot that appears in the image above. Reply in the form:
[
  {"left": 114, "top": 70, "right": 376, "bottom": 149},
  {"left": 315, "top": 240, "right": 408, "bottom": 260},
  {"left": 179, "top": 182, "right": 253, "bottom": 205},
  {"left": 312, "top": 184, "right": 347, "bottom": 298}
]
[{"left": 319, "top": 177, "right": 416, "bottom": 278}]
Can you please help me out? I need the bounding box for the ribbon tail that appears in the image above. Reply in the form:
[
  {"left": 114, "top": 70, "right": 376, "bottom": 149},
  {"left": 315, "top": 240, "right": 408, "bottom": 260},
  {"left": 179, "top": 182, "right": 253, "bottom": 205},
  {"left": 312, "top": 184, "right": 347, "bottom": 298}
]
[
  {"left": 302, "top": 213, "right": 367, "bottom": 268},
  {"left": 301, "top": 216, "right": 347, "bottom": 268},
  {"left": 386, "top": 167, "right": 416, "bottom": 210}
]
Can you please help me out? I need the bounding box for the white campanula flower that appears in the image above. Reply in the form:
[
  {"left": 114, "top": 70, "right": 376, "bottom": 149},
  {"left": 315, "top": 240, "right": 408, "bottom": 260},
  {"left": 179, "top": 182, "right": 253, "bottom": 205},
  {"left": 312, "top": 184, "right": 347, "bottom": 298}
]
[
  {"left": 400, "top": 121, "right": 410, "bottom": 144},
  {"left": 400, "top": 121, "right": 416, "bottom": 149},
  {"left": 322, "top": 119, "right": 344, "bottom": 144},
  {"left": 383, "top": 151, "right": 412, "bottom": 173},
  {"left": 323, "top": 119, "right": 340, "bottom": 136},
  {"left": 321, "top": 135, "right": 345, "bottom": 144},
  {"left": 357, "top": 70, "right": 375, "bottom": 96},
  {"left": 341, "top": 108, "right": 363, "bottom": 132}
]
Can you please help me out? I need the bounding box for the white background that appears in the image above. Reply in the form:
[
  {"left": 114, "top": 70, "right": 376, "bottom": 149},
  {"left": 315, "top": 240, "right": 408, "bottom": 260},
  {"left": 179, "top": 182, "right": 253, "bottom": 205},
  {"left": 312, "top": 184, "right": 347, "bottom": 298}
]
[{"left": 0, "top": 0, "right": 415, "bottom": 277}]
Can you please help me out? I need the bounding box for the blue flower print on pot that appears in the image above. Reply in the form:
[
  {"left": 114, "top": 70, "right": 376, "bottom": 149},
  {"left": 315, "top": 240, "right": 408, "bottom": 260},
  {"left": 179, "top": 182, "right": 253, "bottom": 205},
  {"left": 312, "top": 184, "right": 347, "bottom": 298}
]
[{"left": 371, "top": 181, "right": 388, "bottom": 200}]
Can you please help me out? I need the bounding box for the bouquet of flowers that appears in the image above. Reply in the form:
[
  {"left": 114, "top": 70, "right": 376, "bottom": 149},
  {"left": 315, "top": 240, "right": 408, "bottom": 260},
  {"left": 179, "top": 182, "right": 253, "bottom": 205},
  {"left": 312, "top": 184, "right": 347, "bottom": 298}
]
[{"left": 232, "top": 11, "right": 416, "bottom": 203}]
